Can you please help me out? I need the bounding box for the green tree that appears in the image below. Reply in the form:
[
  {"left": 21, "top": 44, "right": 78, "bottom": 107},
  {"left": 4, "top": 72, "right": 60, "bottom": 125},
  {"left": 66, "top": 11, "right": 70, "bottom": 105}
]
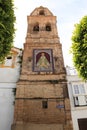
[
  {"left": 71, "top": 16, "right": 87, "bottom": 80},
  {"left": 0, "top": 0, "right": 16, "bottom": 62}
]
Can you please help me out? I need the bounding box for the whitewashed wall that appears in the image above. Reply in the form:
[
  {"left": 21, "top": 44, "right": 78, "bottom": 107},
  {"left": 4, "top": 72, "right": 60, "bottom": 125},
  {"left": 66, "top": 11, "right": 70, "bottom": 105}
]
[
  {"left": 0, "top": 48, "right": 21, "bottom": 130},
  {"left": 66, "top": 66, "right": 87, "bottom": 130},
  {"left": 0, "top": 87, "right": 14, "bottom": 130},
  {"left": 0, "top": 68, "right": 20, "bottom": 130}
]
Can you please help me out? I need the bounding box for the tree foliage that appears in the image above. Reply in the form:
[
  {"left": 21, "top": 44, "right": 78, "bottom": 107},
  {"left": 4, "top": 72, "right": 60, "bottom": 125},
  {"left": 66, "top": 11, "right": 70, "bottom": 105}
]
[
  {"left": 0, "top": 0, "right": 16, "bottom": 62},
  {"left": 71, "top": 15, "right": 87, "bottom": 80}
]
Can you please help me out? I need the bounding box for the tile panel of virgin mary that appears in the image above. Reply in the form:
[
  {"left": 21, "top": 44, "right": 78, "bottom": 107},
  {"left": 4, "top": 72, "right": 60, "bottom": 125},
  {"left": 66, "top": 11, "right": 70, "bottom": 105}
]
[{"left": 33, "top": 49, "right": 54, "bottom": 72}]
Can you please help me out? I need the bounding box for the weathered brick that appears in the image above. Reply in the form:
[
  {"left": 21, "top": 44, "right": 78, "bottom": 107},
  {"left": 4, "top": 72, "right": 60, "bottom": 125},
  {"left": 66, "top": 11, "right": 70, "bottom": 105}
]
[{"left": 12, "top": 6, "right": 73, "bottom": 130}]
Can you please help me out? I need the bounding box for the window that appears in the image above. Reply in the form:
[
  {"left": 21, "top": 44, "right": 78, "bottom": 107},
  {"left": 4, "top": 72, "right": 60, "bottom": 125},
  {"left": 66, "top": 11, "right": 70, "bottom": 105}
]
[
  {"left": 73, "top": 84, "right": 85, "bottom": 95},
  {"left": 7, "top": 56, "right": 12, "bottom": 59},
  {"left": 79, "top": 84, "right": 85, "bottom": 94},
  {"left": 4, "top": 56, "right": 13, "bottom": 66},
  {"left": 42, "top": 100, "right": 48, "bottom": 109},
  {"left": 73, "top": 84, "right": 87, "bottom": 107},
  {"left": 74, "top": 96, "right": 79, "bottom": 106},
  {"left": 74, "top": 96, "right": 87, "bottom": 107},
  {"left": 73, "top": 85, "right": 79, "bottom": 94}
]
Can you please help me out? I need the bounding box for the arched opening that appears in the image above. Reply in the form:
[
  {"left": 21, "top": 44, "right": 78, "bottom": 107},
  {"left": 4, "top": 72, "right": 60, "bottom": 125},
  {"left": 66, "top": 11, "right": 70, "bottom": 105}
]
[
  {"left": 33, "top": 24, "right": 39, "bottom": 31},
  {"left": 46, "top": 24, "right": 51, "bottom": 31},
  {"left": 39, "top": 10, "right": 45, "bottom": 15}
]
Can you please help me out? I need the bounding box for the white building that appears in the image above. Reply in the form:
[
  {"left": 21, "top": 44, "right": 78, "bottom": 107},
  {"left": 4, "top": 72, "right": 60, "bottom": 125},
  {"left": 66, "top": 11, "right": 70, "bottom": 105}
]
[
  {"left": 66, "top": 66, "right": 87, "bottom": 130},
  {"left": 0, "top": 47, "right": 21, "bottom": 130}
]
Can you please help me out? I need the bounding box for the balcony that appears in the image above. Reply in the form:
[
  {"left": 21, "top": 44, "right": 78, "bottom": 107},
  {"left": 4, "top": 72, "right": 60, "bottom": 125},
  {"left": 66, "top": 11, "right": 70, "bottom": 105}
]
[{"left": 74, "top": 96, "right": 87, "bottom": 107}]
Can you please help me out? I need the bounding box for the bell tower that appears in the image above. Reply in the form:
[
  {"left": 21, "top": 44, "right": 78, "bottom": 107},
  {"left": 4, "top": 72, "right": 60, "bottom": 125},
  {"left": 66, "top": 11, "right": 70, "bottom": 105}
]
[{"left": 12, "top": 6, "right": 73, "bottom": 130}]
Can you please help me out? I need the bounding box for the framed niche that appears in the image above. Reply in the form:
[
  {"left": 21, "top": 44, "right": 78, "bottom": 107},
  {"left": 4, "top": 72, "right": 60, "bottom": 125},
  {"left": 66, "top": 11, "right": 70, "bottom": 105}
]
[{"left": 33, "top": 49, "right": 54, "bottom": 72}]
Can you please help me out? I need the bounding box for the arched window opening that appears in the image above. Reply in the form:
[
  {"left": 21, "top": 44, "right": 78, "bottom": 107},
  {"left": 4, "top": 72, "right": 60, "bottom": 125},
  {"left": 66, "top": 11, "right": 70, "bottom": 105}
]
[
  {"left": 46, "top": 24, "right": 51, "bottom": 31},
  {"left": 7, "top": 56, "right": 12, "bottom": 59},
  {"left": 4, "top": 55, "right": 13, "bottom": 66},
  {"left": 39, "top": 10, "right": 45, "bottom": 15},
  {"left": 33, "top": 25, "right": 39, "bottom": 31}
]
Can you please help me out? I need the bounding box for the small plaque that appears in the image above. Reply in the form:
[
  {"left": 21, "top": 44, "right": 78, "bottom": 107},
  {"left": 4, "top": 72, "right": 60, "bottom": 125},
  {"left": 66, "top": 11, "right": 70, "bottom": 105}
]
[
  {"left": 56, "top": 105, "right": 64, "bottom": 109},
  {"left": 33, "top": 49, "right": 54, "bottom": 72}
]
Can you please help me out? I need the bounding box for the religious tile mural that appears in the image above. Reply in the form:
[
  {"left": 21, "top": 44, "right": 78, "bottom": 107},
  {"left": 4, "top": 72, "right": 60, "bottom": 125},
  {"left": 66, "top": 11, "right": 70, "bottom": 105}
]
[{"left": 33, "top": 49, "right": 54, "bottom": 72}]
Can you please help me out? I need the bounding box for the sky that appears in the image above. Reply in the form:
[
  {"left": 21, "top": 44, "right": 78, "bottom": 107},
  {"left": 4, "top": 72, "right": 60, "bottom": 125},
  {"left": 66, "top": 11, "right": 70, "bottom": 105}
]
[{"left": 14, "top": 0, "right": 87, "bottom": 67}]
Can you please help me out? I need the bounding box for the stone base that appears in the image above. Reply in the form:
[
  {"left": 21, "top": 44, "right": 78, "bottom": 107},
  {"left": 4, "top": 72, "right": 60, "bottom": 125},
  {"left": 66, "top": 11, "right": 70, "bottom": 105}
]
[{"left": 11, "top": 123, "right": 64, "bottom": 130}]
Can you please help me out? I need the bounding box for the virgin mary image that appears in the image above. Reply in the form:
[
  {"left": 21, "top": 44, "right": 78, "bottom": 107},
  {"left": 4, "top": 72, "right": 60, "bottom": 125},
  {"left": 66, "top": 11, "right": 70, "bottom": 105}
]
[{"left": 36, "top": 52, "right": 50, "bottom": 70}]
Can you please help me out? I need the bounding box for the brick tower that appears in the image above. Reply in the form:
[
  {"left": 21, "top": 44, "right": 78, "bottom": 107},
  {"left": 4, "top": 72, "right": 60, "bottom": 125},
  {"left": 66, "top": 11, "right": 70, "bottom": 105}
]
[{"left": 12, "top": 6, "right": 73, "bottom": 130}]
